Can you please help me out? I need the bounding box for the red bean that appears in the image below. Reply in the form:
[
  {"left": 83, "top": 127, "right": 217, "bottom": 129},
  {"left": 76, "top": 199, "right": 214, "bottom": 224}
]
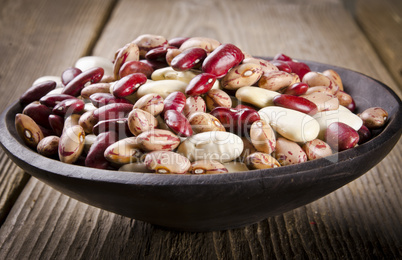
[
  {"left": 284, "top": 60, "right": 311, "bottom": 80},
  {"left": 20, "top": 80, "right": 57, "bottom": 106},
  {"left": 139, "top": 59, "right": 168, "bottom": 71},
  {"left": 164, "top": 110, "right": 193, "bottom": 137},
  {"left": 273, "top": 53, "right": 292, "bottom": 61},
  {"left": 283, "top": 82, "right": 309, "bottom": 96},
  {"left": 325, "top": 122, "right": 359, "bottom": 151},
  {"left": 201, "top": 43, "right": 244, "bottom": 78},
  {"left": 170, "top": 47, "right": 207, "bottom": 71},
  {"left": 62, "top": 67, "right": 104, "bottom": 97},
  {"left": 185, "top": 73, "right": 216, "bottom": 96},
  {"left": 61, "top": 67, "right": 82, "bottom": 86},
  {"left": 112, "top": 73, "right": 147, "bottom": 98},
  {"left": 273, "top": 94, "right": 318, "bottom": 115}
]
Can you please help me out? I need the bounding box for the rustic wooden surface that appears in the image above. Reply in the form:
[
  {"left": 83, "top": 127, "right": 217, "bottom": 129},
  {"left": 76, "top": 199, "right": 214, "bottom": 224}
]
[{"left": 0, "top": 0, "right": 401, "bottom": 259}]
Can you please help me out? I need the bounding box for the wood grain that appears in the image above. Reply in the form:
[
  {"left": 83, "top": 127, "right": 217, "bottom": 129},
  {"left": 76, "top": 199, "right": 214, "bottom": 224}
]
[
  {"left": 0, "top": 0, "right": 401, "bottom": 259},
  {"left": 355, "top": 0, "right": 402, "bottom": 89},
  {"left": 0, "top": 0, "right": 117, "bottom": 225}
]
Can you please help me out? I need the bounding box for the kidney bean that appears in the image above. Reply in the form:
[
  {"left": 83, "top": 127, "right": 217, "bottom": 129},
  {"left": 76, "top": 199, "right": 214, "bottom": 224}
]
[
  {"left": 205, "top": 89, "right": 232, "bottom": 111},
  {"left": 273, "top": 94, "right": 318, "bottom": 115},
  {"left": 52, "top": 98, "right": 85, "bottom": 117},
  {"left": 179, "top": 37, "right": 220, "bottom": 53},
  {"left": 145, "top": 46, "right": 177, "bottom": 61},
  {"left": 182, "top": 96, "right": 206, "bottom": 118},
  {"left": 185, "top": 73, "right": 216, "bottom": 96},
  {"left": 93, "top": 103, "right": 133, "bottom": 122},
  {"left": 269, "top": 60, "right": 292, "bottom": 73},
  {"left": 93, "top": 118, "right": 132, "bottom": 138},
  {"left": 15, "top": 113, "right": 44, "bottom": 149},
  {"left": 302, "top": 139, "right": 332, "bottom": 160},
  {"left": 127, "top": 108, "right": 158, "bottom": 136},
  {"left": 283, "top": 82, "right": 308, "bottom": 96},
  {"left": 37, "top": 136, "right": 60, "bottom": 158},
  {"left": 20, "top": 80, "right": 57, "bottom": 106},
  {"left": 190, "top": 160, "right": 228, "bottom": 174},
  {"left": 119, "top": 60, "right": 154, "bottom": 79},
  {"left": 359, "top": 107, "right": 388, "bottom": 129},
  {"left": 325, "top": 122, "right": 359, "bottom": 151},
  {"left": 133, "top": 34, "right": 168, "bottom": 58},
  {"left": 209, "top": 107, "right": 260, "bottom": 136},
  {"left": 170, "top": 47, "right": 207, "bottom": 71},
  {"left": 168, "top": 37, "right": 190, "bottom": 48},
  {"left": 357, "top": 125, "right": 372, "bottom": 144},
  {"left": 48, "top": 114, "right": 64, "bottom": 137},
  {"left": 22, "top": 102, "right": 52, "bottom": 129},
  {"left": 274, "top": 137, "right": 307, "bottom": 166},
  {"left": 221, "top": 63, "right": 263, "bottom": 90},
  {"left": 58, "top": 125, "right": 85, "bottom": 164},
  {"left": 284, "top": 60, "right": 311, "bottom": 80},
  {"left": 273, "top": 53, "right": 292, "bottom": 61},
  {"left": 85, "top": 131, "right": 119, "bottom": 169},
  {"left": 62, "top": 67, "right": 104, "bottom": 97},
  {"left": 249, "top": 120, "right": 276, "bottom": 154},
  {"left": 104, "top": 137, "right": 143, "bottom": 165},
  {"left": 162, "top": 91, "right": 186, "bottom": 114},
  {"left": 61, "top": 67, "right": 82, "bottom": 86},
  {"left": 164, "top": 110, "right": 193, "bottom": 137},
  {"left": 137, "top": 129, "right": 181, "bottom": 151},
  {"left": 139, "top": 59, "right": 168, "bottom": 71},
  {"left": 245, "top": 152, "right": 281, "bottom": 169},
  {"left": 112, "top": 73, "right": 147, "bottom": 98},
  {"left": 39, "top": 94, "right": 78, "bottom": 108},
  {"left": 188, "top": 112, "right": 226, "bottom": 133},
  {"left": 89, "top": 93, "right": 132, "bottom": 108},
  {"left": 202, "top": 43, "right": 244, "bottom": 78},
  {"left": 144, "top": 150, "right": 191, "bottom": 174}
]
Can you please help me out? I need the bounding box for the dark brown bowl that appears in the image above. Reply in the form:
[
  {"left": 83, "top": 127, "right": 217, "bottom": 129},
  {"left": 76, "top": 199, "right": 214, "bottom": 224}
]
[{"left": 0, "top": 59, "right": 401, "bottom": 232}]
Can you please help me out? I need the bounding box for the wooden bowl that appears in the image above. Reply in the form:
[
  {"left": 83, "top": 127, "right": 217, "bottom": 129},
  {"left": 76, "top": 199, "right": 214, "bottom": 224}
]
[{"left": 0, "top": 60, "right": 401, "bottom": 232}]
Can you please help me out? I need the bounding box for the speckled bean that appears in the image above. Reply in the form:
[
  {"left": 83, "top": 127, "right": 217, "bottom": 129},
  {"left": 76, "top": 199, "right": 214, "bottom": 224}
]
[
  {"left": 190, "top": 160, "right": 228, "bottom": 174},
  {"left": 58, "top": 125, "right": 85, "bottom": 164},
  {"left": 245, "top": 152, "right": 281, "bottom": 169},
  {"left": 359, "top": 107, "right": 388, "bottom": 129},
  {"left": 302, "top": 139, "right": 332, "bottom": 160},
  {"left": 221, "top": 63, "right": 263, "bottom": 90},
  {"left": 274, "top": 137, "right": 307, "bottom": 166},
  {"left": 137, "top": 129, "right": 181, "bottom": 152},
  {"left": 144, "top": 150, "right": 191, "bottom": 174},
  {"left": 15, "top": 113, "right": 44, "bottom": 149}
]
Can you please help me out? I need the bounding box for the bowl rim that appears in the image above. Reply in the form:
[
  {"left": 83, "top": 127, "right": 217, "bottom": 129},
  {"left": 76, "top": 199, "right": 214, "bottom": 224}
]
[{"left": 0, "top": 59, "right": 401, "bottom": 188}]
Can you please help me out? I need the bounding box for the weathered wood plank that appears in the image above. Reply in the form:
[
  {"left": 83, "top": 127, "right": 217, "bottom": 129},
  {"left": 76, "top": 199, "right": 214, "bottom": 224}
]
[
  {"left": 0, "top": 0, "right": 117, "bottom": 225},
  {"left": 354, "top": 0, "right": 402, "bottom": 89},
  {"left": 0, "top": 0, "right": 401, "bottom": 259}
]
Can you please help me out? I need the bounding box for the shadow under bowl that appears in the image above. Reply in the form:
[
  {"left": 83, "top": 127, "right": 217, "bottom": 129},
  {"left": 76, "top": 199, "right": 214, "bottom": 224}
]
[{"left": 0, "top": 59, "right": 401, "bottom": 232}]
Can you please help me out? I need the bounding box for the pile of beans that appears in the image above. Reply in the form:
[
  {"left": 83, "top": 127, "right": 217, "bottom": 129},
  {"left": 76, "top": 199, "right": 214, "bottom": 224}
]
[{"left": 15, "top": 34, "right": 389, "bottom": 174}]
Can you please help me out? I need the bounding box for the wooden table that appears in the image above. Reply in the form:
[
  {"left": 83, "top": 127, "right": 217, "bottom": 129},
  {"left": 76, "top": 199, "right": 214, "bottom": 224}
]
[{"left": 0, "top": 0, "right": 401, "bottom": 258}]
